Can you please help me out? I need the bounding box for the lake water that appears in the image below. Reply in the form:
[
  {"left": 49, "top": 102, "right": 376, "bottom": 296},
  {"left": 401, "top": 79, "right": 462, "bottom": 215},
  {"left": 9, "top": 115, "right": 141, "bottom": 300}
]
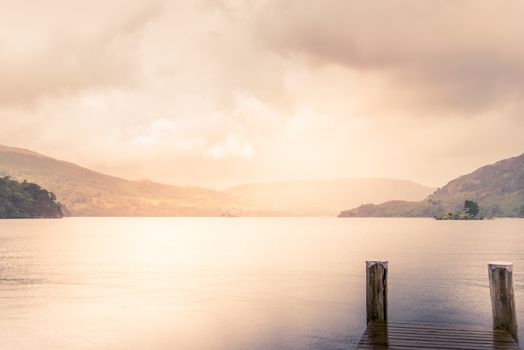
[{"left": 0, "top": 217, "right": 523, "bottom": 350}]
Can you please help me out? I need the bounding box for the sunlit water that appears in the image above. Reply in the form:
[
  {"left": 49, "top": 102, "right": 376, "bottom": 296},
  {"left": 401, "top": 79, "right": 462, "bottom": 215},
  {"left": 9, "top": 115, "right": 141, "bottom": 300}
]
[{"left": 0, "top": 217, "right": 523, "bottom": 350}]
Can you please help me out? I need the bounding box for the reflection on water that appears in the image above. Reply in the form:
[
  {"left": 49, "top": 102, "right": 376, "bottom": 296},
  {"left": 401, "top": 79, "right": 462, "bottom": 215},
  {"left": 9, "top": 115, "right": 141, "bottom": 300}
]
[{"left": 0, "top": 217, "right": 523, "bottom": 349}]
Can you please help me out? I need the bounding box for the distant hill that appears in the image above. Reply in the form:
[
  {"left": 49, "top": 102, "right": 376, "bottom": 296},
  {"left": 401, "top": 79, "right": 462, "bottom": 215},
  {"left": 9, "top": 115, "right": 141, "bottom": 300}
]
[
  {"left": 225, "top": 179, "right": 433, "bottom": 216},
  {"left": 0, "top": 145, "right": 240, "bottom": 216},
  {"left": 0, "top": 144, "right": 435, "bottom": 217},
  {"left": 0, "top": 176, "right": 62, "bottom": 218},
  {"left": 340, "top": 153, "right": 524, "bottom": 218}
]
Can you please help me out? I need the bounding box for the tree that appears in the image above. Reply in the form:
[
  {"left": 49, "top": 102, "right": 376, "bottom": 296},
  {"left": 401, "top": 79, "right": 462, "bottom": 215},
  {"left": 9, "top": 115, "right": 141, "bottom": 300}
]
[
  {"left": 518, "top": 205, "right": 524, "bottom": 218},
  {"left": 463, "top": 200, "right": 480, "bottom": 218},
  {"left": 0, "top": 176, "right": 62, "bottom": 218}
]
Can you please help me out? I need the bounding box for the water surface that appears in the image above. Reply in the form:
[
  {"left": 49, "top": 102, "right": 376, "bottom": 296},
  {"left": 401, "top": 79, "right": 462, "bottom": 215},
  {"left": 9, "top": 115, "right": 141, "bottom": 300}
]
[{"left": 0, "top": 217, "right": 523, "bottom": 349}]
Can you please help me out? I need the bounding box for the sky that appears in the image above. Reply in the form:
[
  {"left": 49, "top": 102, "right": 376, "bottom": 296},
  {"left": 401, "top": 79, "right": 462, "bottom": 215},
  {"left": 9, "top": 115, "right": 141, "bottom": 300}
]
[{"left": 1, "top": 0, "right": 524, "bottom": 189}]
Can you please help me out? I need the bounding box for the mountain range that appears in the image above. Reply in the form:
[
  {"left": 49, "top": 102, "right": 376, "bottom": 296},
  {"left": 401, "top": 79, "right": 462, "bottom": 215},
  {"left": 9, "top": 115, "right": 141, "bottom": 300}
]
[
  {"left": 225, "top": 179, "right": 432, "bottom": 216},
  {"left": 0, "top": 145, "right": 236, "bottom": 216},
  {"left": 0, "top": 145, "right": 432, "bottom": 216},
  {"left": 340, "top": 153, "right": 524, "bottom": 218}
]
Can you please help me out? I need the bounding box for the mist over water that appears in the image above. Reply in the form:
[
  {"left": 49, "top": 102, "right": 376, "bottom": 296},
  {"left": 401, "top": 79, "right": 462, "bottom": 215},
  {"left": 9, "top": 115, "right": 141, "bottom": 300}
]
[{"left": 0, "top": 217, "right": 523, "bottom": 350}]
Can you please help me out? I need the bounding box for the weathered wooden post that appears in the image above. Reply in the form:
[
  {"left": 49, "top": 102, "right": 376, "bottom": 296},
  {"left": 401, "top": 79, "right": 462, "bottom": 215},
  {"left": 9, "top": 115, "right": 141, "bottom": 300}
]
[
  {"left": 488, "top": 262, "right": 518, "bottom": 342},
  {"left": 366, "top": 260, "right": 388, "bottom": 324}
]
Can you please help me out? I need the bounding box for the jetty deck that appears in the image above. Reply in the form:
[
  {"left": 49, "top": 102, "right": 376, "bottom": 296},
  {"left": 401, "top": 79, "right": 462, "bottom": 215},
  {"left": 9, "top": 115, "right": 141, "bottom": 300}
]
[
  {"left": 359, "top": 261, "right": 520, "bottom": 349},
  {"left": 357, "top": 321, "right": 520, "bottom": 349}
]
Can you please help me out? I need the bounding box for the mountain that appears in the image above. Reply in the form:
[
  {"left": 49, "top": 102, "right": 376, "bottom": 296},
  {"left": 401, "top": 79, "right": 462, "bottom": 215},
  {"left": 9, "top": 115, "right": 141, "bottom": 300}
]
[
  {"left": 0, "top": 144, "right": 434, "bottom": 217},
  {"left": 225, "top": 179, "right": 433, "bottom": 216},
  {"left": 339, "top": 153, "right": 524, "bottom": 218},
  {"left": 0, "top": 145, "right": 240, "bottom": 216},
  {"left": 0, "top": 176, "right": 62, "bottom": 218}
]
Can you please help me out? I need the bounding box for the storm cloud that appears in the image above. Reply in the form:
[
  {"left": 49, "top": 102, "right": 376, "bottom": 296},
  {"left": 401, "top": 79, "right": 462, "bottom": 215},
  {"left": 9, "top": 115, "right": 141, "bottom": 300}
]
[{"left": 252, "top": 0, "right": 524, "bottom": 113}]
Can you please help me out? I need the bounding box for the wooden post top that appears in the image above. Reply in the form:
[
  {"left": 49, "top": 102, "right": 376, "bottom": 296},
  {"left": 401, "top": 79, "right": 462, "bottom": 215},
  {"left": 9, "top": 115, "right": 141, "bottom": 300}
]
[
  {"left": 488, "top": 262, "right": 513, "bottom": 272},
  {"left": 366, "top": 261, "right": 388, "bottom": 269}
]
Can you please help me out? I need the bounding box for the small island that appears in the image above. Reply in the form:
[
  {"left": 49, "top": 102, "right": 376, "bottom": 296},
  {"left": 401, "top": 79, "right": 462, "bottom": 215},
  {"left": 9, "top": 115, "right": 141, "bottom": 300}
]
[
  {"left": 0, "top": 176, "right": 63, "bottom": 219},
  {"left": 435, "top": 200, "right": 483, "bottom": 220}
]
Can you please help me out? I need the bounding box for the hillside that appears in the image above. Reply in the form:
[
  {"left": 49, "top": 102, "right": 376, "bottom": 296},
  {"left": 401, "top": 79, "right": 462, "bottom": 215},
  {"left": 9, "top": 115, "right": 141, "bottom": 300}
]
[
  {"left": 0, "top": 176, "right": 62, "bottom": 218},
  {"left": 0, "top": 145, "right": 240, "bottom": 216},
  {"left": 225, "top": 179, "right": 433, "bottom": 216},
  {"left": 339, "top": 153, "right": 524, "bottom": 218},
  {"left": 0, "top": 145, "right": 435, "bottom": 217}
]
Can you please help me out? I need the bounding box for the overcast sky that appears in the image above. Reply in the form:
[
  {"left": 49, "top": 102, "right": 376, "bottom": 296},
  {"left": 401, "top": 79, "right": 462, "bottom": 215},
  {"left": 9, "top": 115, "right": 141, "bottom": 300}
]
[{"left": 1, "top": 0, "right": 523, "bottom": 189}]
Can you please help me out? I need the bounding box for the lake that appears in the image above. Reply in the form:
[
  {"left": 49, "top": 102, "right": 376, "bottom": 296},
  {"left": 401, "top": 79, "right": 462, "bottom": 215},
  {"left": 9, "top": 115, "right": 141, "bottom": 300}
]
[{"left": 0, "top": 217, "right": 523, "bottom": 349}]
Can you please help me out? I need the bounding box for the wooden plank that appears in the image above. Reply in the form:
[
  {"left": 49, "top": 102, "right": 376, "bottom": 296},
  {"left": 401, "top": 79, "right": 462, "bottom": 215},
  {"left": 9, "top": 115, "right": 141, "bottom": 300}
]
[
  {"left": 361, "top": 331, "right": 516, "bottom": 344},
  {"left": 356, "top": 322, "right": 520, "bottom": 350},
  {"left": 359, "top": 331, "right": 517, "bottom": 348},
  {"left": 368, "top": 323, "right": 515, "bottom": 340},
  {"left": 357, "top": 327, "right": 519, "bottom": 349}
]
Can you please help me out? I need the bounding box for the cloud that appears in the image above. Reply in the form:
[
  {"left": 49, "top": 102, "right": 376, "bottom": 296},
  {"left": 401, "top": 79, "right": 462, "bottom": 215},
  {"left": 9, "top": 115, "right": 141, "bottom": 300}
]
[
  {"left": 253, "top": 0, "right": 524, "bottom": 114},
  {"left": 0, "top": 0, "right": 160, "bottom": 106},
  {"left": 1, "top": 0, "right": 523, "bottom": 188},
  {"left": 206, "top": 133, "right": 255, "bottom": 159}
]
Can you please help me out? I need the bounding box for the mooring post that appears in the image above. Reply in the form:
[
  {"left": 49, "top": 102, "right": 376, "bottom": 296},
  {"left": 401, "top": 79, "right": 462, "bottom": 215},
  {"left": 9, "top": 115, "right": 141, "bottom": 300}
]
[
  {"left": 488, "top": 262, "right": 518, "bottom": 342},
  {"left": 366, "top": 260, "right": 388, "bottom": 324}
]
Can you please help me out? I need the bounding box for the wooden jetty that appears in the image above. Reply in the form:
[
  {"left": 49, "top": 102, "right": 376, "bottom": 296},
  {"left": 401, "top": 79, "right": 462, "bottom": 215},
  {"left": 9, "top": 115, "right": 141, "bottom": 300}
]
[{"left": 357, "top": 261, "right": 520, "bottom": 350}]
